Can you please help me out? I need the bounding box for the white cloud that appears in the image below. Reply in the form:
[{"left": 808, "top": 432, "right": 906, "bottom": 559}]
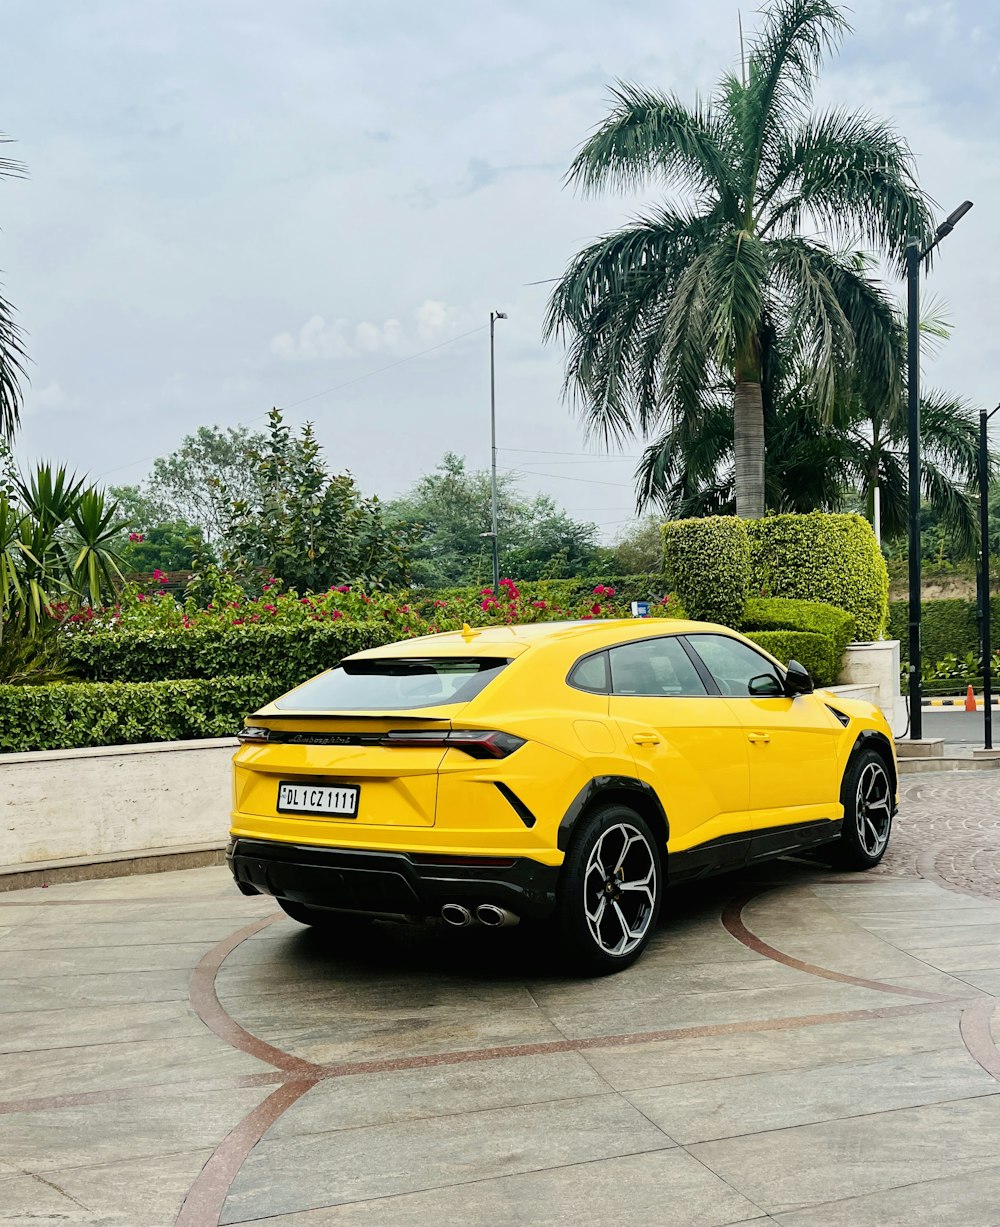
[
  {"left": 29, "top": 380, "right": 67, "bottom": 412},
  {"left": 270, "top": 299, "right": 461, "bottom": 362}
]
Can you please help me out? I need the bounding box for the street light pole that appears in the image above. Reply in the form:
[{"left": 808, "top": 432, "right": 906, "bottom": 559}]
[
  {"left": 906, "top": 200, "right": 973, "bottom": 740},
  {"left": 906, "top": 239, "right": 922, "bottom": 737},
  {"left": 979, "top": 404, "right": 999, "bottom": 750},
  {"left": 488, "top": 310, "right": 507, "bottom": 594}
]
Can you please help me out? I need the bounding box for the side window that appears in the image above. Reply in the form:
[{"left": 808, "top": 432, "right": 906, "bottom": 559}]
[
  {"left": 609, "top": 637, "right": 708, "bottom": 697},
  {"left": 687, "top": 634, "right": 782, "bottom": 697},
  {"left": 568, "top": 651, "right": 609, "bottom": 694}
]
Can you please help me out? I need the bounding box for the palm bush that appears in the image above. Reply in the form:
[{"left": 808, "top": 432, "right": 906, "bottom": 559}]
[
  {"left": 0, "top": 465, "right": 126, "bottom": 679},
  {"left": 545, "top": 0, "right": 932, "bottom": 518}
]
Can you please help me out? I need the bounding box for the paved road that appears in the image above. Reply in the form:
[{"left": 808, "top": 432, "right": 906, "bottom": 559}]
[
  {"left": 0, "top": 775, "right": 997, "bottom": 1225},
  {"left": 919, "top": 708, "right": 996, "bottom": 745}
]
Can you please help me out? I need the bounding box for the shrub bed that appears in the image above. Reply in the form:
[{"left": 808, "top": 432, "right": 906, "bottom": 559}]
[
  {"left": 887, "top": 596, "right": 1000, "bottom": 665},
  {"left": 743, "top": 630, "right": 835, "bottom": 686},
  {"left": 740, "top": 597, "right": 854, "bottom": 685},
  {"left": 662, "top": 517, "right": 750, "bottom": 625},
  {"left": 65, "top": 623, "right": 397, "bottom": 690},
  {"left": 0, "top": 675, "right": 277, "bottom": 753},
  {"left": 748, "top": 512, "right": 888, "bottom": 641}
]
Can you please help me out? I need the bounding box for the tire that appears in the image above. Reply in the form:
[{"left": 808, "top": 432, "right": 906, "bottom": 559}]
[
  {"left": 830, "top": 748, "right": 894, "bottom": 870},
  {"left": 553, "top": 804, "right": 663, "bottom": 975},
  {"left": 277, "top": 898, "right": 374, "bottom": 933}
]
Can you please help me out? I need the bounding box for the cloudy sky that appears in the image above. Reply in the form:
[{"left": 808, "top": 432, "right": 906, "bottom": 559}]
[{"left": 4, "top": 0, "right": 1000, "bottom": 541}]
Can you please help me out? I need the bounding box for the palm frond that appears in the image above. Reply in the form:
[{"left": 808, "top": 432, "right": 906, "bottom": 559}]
[
  {"left": 567, "top": 82, "right": 737, "bottom": 211},
  {"left": 745, "top": 0, "right": 850, "bottom": 186},
  {"left": 761, "top": 107, "right": 932, "bottom": 262}
]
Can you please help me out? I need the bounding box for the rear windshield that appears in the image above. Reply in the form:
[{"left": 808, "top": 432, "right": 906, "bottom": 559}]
[{"left": 272, "top": 657, "right": 511, "bottom": 712}]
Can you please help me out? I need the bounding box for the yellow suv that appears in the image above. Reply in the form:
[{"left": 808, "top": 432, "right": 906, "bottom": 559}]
[{"left": 228, "top": 618, "right": 897, "bottom": 973}]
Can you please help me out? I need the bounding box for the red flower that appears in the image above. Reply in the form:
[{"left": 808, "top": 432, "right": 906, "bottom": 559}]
[
  {"left": 593, "top": 585, "right": 607, "bottom": 596},
  {"left": 480, "top": 587, "right": 493, "bottom": 595},
  {"left": 532, "top": 600, "right": 547, "bottom": 609},
  {"left": 331, "top": 609, "right": 343, "bottom": 620},
  {"left": 136, "top": 593, "right": 146, "bottom": 602},
  {"left": 263, "top": 604, "right": 277, "bottom": 614},
  {"left": 605, "top": 587, "right": 615, "bottom": 597},
  {"left": 336, "top": 585, "right": 350, "bottom": 593},
  {"left": 128, "top": 532, "right": 144, "bottom": 543},
  {"left": 591, "top": 603, "right": 601, "bottom": 616}
]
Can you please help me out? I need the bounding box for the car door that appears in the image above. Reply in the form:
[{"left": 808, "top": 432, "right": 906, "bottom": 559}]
[
  {"left": 602, "top": 634, "right": 752, "bottom": 879},
  {"left": 681, "top": 632, "right": 843, "bottom": 855}
]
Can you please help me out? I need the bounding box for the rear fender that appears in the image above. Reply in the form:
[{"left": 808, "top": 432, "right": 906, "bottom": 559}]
[{"left": 557, "top": 776, "right": 670, "bottom": 853}]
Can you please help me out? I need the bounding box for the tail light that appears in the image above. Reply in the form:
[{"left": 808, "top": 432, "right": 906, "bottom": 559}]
[
  {"left": 237, "top": 726, "right": 270, "bottom": 744},
  {"left": 382, "top": 730, "right": 525, "bottom": 758}
]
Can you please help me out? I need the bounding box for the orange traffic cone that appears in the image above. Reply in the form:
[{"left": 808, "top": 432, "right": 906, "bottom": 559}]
[{"left": 966, "top": 684, "right": 978, "bottom": 712}]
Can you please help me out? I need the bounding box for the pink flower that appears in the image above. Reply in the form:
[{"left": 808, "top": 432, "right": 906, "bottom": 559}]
[
  {"left": 532, "top": 600, "right": 547, "bottom": 609},
  {"left": 593, "top": 585, "right": 607, "bottom": 596},
  {"left": 232, "top": 618, "right": 244, "bottom": 625},
  {"left": 331, "top": 609, "right": 343, "bottom": 620},
  {"left": 263, "top": 604, "right": 277, "bottom": 614},
  {"left": 300, "top": 597, "right": 311, "bottom": 605},
  {"left": 398, "top": 605, "right": 410, "bottom": 613},
  {"left": 480, "top": 587, "right": 493, "bottom": 595},
  {"left": 136, "top": 593, "right": 146, "bottom": 602},
  {"left": 591, "top": 603, "right": 602, "bottom": 615},
  {"left": 581, "top": 613, "right": 594, "bottom": 620},
  {"left": 152, "top": 569, "right": 166, "bottom": 581},
  {"left": 128, "top": 532, "right": 144, "bottom": 543},
  {"left": 434, "top": 600, "right": 447, "bottom": 608},
  {"left": 605, "top": 587, "right": 616, "bottom": 597},
  {"left": 336, "top": 585, "right": 350, "bottom": 593}
]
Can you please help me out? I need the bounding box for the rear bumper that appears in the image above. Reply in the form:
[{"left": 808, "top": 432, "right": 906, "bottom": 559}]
[{"left": 227, "top": 837, "right": 560, "bottom": 921}]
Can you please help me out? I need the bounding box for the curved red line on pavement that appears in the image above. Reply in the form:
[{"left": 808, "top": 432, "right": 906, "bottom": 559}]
[
  {"left": 174, "top": 1078, "right": 317, "bottom": 1227},
  {"left": 960, "top": 999, "right": 1000, "bottom": 1082},
  {"left": 721, "top": 889, "right": 963, "bottom": 1001},
  {"left": 188, "top": 912, "right": 322, "bottom": 1076}
]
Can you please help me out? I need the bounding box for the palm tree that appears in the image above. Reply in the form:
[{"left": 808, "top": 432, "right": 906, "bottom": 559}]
[
  {"left": 545, "top": 0, "right": 932, "bottom": 518},
  {"left": 0, "top": 133, "right": 27, "bottom": 440},
  {"left": 637, "top": 379, "right": 985, "bottom": 556}
]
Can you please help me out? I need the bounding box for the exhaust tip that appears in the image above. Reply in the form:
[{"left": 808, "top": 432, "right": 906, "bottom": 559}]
[
  {"left": 440, "top": 903, "right": 473, "bottom": 928},
  {"left": 476, "top": 904, "right": 520, "bottom": 928}
]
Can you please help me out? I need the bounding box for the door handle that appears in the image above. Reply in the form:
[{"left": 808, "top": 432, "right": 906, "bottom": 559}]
[
  {"left": 632, "top": 732, "right": 661, "bottom": 746},
  {"left": 747, "top": 732, "right": 771, "bottom": 744}
]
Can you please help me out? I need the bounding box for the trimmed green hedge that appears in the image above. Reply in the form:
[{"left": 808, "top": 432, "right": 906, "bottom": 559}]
[
  {"left": 743, "top": 630, "right": 836, "bottom": 686},
  {"left": 662, "top": 517, "right": 750, "bottom": 625},
  {"left": 887, "top": 596, "right": 1000, "bottom": 665},
  {"left": 747, "top": 512, "right": 888, "bottom": 641},
  {"left": 741, "top": 597, "right": 855, "bottom": 685},
  {"left": 0, "top": 674, "right": 278, "bottom": 753},
  {"left": 63, "top": 623, "right": 396, "bottom": 690}
]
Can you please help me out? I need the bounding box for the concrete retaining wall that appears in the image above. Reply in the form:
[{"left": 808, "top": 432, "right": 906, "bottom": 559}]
[{"left": 0, "top": 737, "right": 236, "bottom": 868}]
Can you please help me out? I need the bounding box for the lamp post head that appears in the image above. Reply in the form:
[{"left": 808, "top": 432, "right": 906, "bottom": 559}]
[
  {"left": 935, "top": 200, "right": 974, "bottom": 241},
  {"left": 493, "top": 310, "right": 508, "bottom": 320}
]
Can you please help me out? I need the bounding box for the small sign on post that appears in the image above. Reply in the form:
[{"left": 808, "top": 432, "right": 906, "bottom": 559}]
[{"left": 630, "top": 600, "right": 650, "bottom": 618}]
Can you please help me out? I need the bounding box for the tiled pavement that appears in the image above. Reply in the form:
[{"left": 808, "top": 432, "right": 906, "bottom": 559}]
[{"left": 1, "top": 772, "right": 999, "bottom": 1225}]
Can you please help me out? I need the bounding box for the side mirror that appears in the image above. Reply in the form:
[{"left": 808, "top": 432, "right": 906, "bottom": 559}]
[
  {"left": 784, "top": 658, "right": 814, "bottom": 696},
  {"left": 749, "top": 673, "right": 784, "bottom": 697}
]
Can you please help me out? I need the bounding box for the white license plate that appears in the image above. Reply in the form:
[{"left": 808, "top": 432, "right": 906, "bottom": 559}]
[{"left": 276, "top": 781, "right": 359, "bottom": 817}]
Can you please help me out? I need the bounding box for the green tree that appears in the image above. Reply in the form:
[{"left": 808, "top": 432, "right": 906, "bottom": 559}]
[
  {"left": 0, "top": 135, "right": 27, "bottom": 442},
  {"left": 109, "top": 484, "right": 214, "bottom": 572},
  {"left": 637, "top": 305, "right": 990, "bottom": 556},
  {"left": 545, "top": 0, "right": 930, "bottom": 518},
  {"left": 610, "top": 517, "right": 664, "bottom": 574},
  {"left": 145, "top": 425, "right": 268, "bottom": 544},
  {"left": 386, "top": 453, "right": 604, "bottom": 587},
  {"left": 223, "top": 408, "right": 406, "bottom": 593}
]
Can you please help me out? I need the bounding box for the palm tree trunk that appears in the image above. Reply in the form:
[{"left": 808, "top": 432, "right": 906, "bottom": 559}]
[{"left": 733, "top": 378, "right": 765, "bottom": 518}]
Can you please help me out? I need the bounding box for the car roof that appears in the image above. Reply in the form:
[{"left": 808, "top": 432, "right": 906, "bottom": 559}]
[{"left": 351, "top": 618, "right": 724, "bottom": 660}]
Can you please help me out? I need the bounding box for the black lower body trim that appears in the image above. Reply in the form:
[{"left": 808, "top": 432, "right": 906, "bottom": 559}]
[
  {"left": 668, "top": 818, "right": 841, "bottom": 882},
  {"left": 227, "top": 838, "right": 559, "bottom": 921}
]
